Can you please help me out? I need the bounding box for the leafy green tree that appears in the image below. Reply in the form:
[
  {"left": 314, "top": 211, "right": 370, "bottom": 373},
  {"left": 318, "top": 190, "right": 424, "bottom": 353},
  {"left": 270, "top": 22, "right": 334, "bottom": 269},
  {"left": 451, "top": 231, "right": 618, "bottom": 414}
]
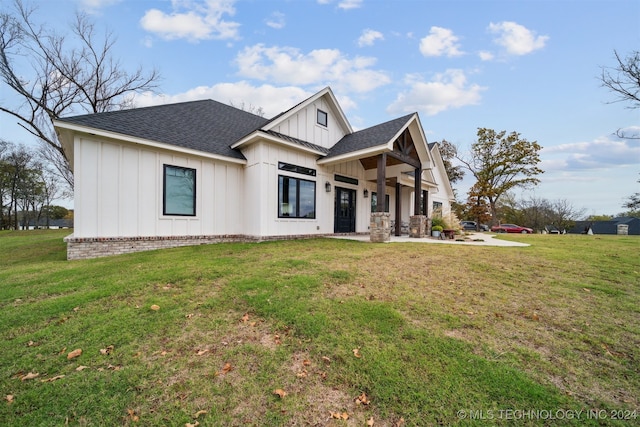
[
  {"left": 622, "top": 176, "right": 639, "bottom": 213},
  {"left": 434, "top": 139, "right": 465, "bottom": 186},
  {"left": 42, "top": 205, "right": 68, "bottom": 220},
  {"left": 457, "top": 128, "right": 544, "bottom": 224}
]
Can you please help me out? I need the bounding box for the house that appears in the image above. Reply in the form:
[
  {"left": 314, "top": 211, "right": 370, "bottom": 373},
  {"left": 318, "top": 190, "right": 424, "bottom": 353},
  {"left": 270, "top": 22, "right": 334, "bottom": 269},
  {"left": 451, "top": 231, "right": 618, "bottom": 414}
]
[
  {"left": 568, "top": 217, "right": 640, "bottom": 235},
  {"left": 54, "top": 87, "right": 455, "bottom": 260}
]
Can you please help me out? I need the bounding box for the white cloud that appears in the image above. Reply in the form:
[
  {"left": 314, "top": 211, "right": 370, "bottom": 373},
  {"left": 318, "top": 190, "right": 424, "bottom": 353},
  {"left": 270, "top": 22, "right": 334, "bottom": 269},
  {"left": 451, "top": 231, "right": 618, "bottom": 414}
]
[
  {"left": 316, "top": 0, "right": 362, "bottom": 9},
  {"left": 478, "top": 50, "right": 494, "bottom": 61},
  {"left": 338, "top": 0, "right": 363, "bottom": 10},
  {"left": 488, "top": 21, "right": 548, "bottom": 56},
  {"left": 140, "top": 0, "right": 240, "bottom": 42},
  {"left": 358, "top": 29, "right": 384, "bottom": 47},
  {"left": 542, "top": 133, "right": 640, "bottom": 171},
  {"left": 387, "top": 69, "right": 486, "bottom": 116},
  {"left": 265, "top": 12, "right": 285, "bottom": 29},
  {"left": 419, "top": 27, "right": 464, "bottom": 57},
  {"left": 132, "top": 82, "right": 312, "bottom": 118},
  {"left": 78, "top": 0, "right": 122, "bottom": 12},
  {"left": 234, "top": 44, "right": 390, "bottom": 93}
]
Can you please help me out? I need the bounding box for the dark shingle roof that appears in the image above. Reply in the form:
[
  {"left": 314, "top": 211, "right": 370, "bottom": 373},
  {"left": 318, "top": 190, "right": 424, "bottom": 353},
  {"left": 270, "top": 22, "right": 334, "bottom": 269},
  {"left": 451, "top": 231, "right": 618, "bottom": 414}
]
[
  {"left": 263, "top": 130, "right": 329, "bottom": 154},
  {"left": 325, "top": 113, "right": 414, "bottom": 158},
  {"left": 57, "top": 100, "right": 270, "bottom": 160}
]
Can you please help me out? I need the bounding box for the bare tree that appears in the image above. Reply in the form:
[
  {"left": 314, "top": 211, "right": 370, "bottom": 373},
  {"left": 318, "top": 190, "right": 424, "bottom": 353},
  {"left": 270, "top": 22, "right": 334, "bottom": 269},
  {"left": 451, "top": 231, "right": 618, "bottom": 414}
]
[
  {"left": 600, "top": 50, "right": 640, "bottom": 139},
  {"left": 0, "top": 0, "right": 161, "bottom": 189},
  {"left": 601, "top": 50, "right": 640, "bottom": 108}
]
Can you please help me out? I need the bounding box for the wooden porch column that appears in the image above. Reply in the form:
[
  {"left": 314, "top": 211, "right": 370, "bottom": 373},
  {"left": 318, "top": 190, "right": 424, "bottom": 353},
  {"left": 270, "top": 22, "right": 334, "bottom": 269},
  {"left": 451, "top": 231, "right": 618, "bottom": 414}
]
[
  {"left": 422, "top": 190, "right": 429, "bottom": 216},
  {"left": 371, "top": 153, "right": 391, "bottom": 243},
  {"left": 413, "top": 167, "right": 422, "bottom": 215},
  {"left": 376, "top": 153, "right": 386, "bottom": 212},
  {"left": 395, "top": 182, "right": 401, "bottom": 236}
]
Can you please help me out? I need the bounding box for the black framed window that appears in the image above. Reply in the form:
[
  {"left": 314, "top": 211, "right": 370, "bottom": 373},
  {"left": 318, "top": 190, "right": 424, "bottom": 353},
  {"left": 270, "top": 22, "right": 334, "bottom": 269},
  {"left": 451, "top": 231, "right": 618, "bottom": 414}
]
[
  {"left": 278, "top": 175, "right": 316, "bottom": 218},
  {"left": 371, "top": 192, "right": 390, "bottom": 213},
  {"left": 163, "top": 165, "right": 196, "bottom": 216},
  {"left": 278, "top": 162, "right": 316, "bottom": 176},
  {"left": 317, "top": 109, "right": 328, "bottom": 127}
]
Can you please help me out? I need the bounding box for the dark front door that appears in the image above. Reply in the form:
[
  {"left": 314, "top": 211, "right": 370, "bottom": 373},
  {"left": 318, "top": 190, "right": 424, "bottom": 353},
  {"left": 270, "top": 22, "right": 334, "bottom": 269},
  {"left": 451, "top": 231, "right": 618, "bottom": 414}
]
[{"left": 334, "top": 187, "right": 356, "bottom": 233}]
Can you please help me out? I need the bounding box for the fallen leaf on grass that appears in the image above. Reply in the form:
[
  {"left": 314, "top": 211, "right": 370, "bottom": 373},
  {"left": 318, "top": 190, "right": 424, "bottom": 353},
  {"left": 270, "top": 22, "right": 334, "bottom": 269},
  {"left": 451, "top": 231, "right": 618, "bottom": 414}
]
[
  {"left": 222, "top": 363, "right": 233, "bottom": 373},
  {"left": 150, "top": 304, "right": 160, "bottom": 311},
  {"left": 367, "top": 417, "right": 375, "bottom": 426},
  {"left": 322, "top": 356, "right": 331, "bottom": 364},
  {"left": 41, "top": 375, "right": 65, "bottom": 383},
  {"left": 76, "top": 366, "right": 89, "bottom": 371},
  {"left": 126, "top": 409, "right": 139, "bottom": 422},
  {"left": 241, "top": 313, "right": 250, "bottom": 322},
  {"left": 185, "top": 313, "right": 195, "bottom": 319},
  {"left": 582, "top": 288, "right": 591, "bottom": 292},
  {"left": 296, "top": 370, "right": 308, "bottom": 378},
  {"left": 6, "top": 395, "right": 14, "bottom": 404},
  {"left": 394, "top": 417, "right": 406, "bottom": 426},
  {"left": 352, "top": 348, "right": 361, "bottom": 358},
  {"left": 100, "top": 345, "right": 114, "bottom": 355},
  {"left": 355, "top": 392, "right": 370, "bottom": 405},
  {"left": 67, "top": 348, "right": 82, "bottom": 360},
  {"left": 193, "top": 410, "right": 207, "bottom": 419},
  {"left": 27, "top": 341, "right": 38, "bottom": 347},
  {"left": 330, "top": 412, "right": 349, "bottom": 420},
  {"left": 302, "top": 359, "right": 311, "bottom": 366},
  {"left": 185, "top": 422, "right": 199, "bottom": 427},
  {"left": 196, "top": 349, "right": 209, "bottom": 356},
  {"left": 273, "top": 389, "right": 287, "bottom": 398},
  {"left": 21, "top": 372, "right": 39, "bottom": 381}
]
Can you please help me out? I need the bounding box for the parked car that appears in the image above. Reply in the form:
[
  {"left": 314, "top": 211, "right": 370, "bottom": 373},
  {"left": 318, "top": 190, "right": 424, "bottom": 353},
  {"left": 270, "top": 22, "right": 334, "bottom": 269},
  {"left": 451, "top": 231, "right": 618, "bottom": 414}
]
[
  {"left": 461, "top": 221, "right": 489, "bottom": 231},
  {"left": 490, "top": 223, "right": 533, "bottom": 234}
]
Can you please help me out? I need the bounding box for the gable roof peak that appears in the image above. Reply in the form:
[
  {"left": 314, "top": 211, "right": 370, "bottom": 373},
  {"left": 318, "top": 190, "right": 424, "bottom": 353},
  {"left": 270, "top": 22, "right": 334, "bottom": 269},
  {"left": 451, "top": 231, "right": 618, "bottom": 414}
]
[{"left": 262, "top": 86, "right": 352, "bottom": 134}]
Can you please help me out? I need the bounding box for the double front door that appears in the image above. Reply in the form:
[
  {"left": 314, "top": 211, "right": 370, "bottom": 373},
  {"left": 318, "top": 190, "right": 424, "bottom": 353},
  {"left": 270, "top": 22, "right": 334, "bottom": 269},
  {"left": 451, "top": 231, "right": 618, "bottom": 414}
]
[{"left": 334, "top": 187, "right": 356, "bottom": 233}]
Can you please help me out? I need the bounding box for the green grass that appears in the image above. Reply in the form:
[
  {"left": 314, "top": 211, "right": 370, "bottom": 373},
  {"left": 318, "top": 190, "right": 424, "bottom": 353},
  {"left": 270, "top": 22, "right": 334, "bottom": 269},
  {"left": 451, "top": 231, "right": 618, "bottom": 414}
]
[{"left": 1, "top": 230, "right": 638, "bottom": 426}]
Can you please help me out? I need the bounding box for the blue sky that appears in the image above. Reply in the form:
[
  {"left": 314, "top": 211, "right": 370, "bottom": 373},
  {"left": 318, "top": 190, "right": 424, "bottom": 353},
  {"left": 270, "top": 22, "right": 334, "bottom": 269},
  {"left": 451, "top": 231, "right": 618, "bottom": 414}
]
[{"left": 2, "top": 0, "right": 639, "bottom": 216}]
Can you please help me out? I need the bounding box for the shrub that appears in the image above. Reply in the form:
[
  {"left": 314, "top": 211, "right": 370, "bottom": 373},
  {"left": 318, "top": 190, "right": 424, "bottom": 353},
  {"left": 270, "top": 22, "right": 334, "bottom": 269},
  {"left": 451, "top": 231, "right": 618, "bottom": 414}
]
[
  {"left": 432, "top": 225, "right": 443, "bottom": 232},
  {"left": 431, "top": 217, "right": 446, "bottom": 228}
]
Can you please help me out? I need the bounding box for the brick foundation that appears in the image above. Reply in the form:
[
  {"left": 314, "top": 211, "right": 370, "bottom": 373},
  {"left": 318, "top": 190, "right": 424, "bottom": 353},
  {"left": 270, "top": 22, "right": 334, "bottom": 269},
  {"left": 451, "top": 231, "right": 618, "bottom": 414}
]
[{"left": 64, "top": 233, "right": 327, "bottom": 260}]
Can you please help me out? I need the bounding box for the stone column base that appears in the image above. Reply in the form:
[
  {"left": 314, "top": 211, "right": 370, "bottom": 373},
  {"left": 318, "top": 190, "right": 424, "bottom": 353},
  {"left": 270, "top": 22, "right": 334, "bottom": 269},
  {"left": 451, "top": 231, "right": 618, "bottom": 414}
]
[
  {"left": 370, "top": 212, "right": 391, "bottom": 242},
  {"left": 409, "top": 215, "right": 427, "bottom": 238}
]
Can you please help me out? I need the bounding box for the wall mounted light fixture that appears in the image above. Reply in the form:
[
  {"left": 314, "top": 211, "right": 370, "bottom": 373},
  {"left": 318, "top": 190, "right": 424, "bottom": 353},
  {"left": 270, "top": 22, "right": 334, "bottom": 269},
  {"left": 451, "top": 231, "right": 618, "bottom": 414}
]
[
  {"left": 363, "top": 189, "right": 369, "bottom": 198},
  {"left": 325, "top": 181, "right": 331, "bottom": 192}
]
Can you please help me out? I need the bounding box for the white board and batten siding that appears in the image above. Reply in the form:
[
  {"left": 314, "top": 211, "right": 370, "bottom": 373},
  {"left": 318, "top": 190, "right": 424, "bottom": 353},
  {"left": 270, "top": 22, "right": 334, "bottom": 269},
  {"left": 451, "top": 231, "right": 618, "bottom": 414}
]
[
  {"left": 241, "top": 140, "right": 332, "bottom": 237},
  {"left": 73, "top": 135, "right": 244, "bottom": 239},
  {"left": 267, "top": 98, "right": 348, "bottom": 150}
]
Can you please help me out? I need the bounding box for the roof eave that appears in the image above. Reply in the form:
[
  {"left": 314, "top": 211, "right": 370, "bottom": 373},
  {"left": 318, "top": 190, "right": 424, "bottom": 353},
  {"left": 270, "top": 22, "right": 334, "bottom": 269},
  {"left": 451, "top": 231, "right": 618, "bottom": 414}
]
[
  {"left": 317, "top": 145, "right": 388, "bottom": 165},
  {"left": 231, "top": 130, "right": 328, "bottom": 156}
]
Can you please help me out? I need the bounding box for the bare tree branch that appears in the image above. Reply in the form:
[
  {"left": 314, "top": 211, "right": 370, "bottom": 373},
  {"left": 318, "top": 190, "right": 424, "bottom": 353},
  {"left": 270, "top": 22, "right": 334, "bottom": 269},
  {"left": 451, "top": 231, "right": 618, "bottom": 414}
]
[
  {"left": 600, "top": 50, "right": 640, "bottom": 109},
  {"left": 0, "top": 0, "right": 161, "bottom": 192}
]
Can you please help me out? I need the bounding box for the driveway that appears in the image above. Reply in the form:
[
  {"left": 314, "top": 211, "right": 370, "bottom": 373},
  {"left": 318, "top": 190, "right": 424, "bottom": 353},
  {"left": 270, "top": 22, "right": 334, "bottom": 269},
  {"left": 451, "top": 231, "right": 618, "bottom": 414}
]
[{"left": 329, "top": 232, "right": 530, "bottom": 247}]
